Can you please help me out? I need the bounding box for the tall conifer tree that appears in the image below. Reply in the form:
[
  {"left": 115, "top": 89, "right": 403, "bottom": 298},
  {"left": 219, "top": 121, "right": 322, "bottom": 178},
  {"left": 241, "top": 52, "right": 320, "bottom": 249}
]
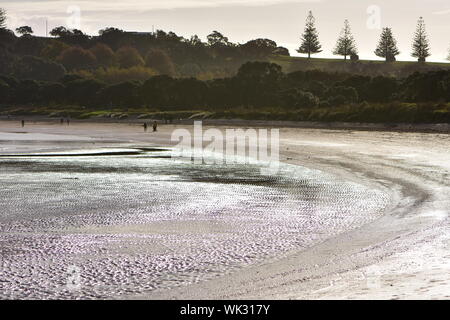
[
  {"left": 0, "top": 8, "right": 7, "bottom": 30},
  {"left": 297, "top": 11, "right": 322, "bottom": 59},
  {"left": 333, "top": 19, "right": 357, "bottom": 61},
  {"left": 411, "top": 17, "right": 431, "bottom": 62},
  {"left": 375, "top": 27, "right": 400, "bottom": 62}
]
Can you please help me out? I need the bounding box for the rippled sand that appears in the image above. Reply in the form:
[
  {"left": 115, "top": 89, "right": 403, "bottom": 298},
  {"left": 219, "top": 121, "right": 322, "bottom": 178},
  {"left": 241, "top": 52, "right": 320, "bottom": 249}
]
[
  {"left": 1, "top": 121, "right": 450, "bottom": 300},
  {"left": 0, "top": 148, "right": 388, "bottom": 298}
]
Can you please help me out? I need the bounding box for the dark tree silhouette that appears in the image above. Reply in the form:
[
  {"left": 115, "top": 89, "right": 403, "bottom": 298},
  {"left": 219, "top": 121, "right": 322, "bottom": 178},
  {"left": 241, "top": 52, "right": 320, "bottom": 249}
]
[
  {"left": 50, "top": 26, "right": 72, "bottom": 38},
  {"left": 0, "top": 78, "right": 10, "bottom": 102},
  {"left": 116, "top": 46, "right": 144, "bottom": 69},
  {"left": 297, "top": 11, "right": 322, "bottom": 59},
  {"left": 99, "top": 27, "right": 124, "bottom": 36},
  {"left": 241, "top": 38, "right": 278, "bottom": 58},
  {"left": 237, "top": 61, "right": 282, "bottom": 81},
  {"left": 333, "top": 20, "right": 357, "bottom": 61},
  {"left": 206, "top": 31, "right": 237, "bottom": 60},
  {"left": 49, "top": 27, "right": 90, "bottom": 47},
  {"left": 57, "top": 46, "right": 97, "bottom": 70},
  {"left": 375, "top": 27, "right": 400, "bottom": 62},
  {"left": 90, "top": 43, "right": 115, "bottom": 67},
  {"left": 41, "top": 40, "right": 70, "bottom": 60},
  {"left": 16, "top": 26, "right": 33, "bottom": 36},
  {"left": 273, "top": 47, "right": 290, "bottom": 56},
  {"left": 412, "top": 17, "right": 431, "bottom": 62},
  {"left": 207, "top": 31, "right": 229, "bottom": 47},
  {"left": 236, "top": 62, "right": 283, "bottom": 106},
  {"left": 188, "top": 35, "right": 203, "bottom": 46},
  {"left": 65, "top": 78, "right": 105, "bottom": 106},
  {"left": 14, "top": 33, "right": 43, "bottom": 55},
  {"left": 98, "top": 27, "right": 125, "bottom": 50},
  {"left": 98, "top": 81, "right": 141, "bottom": 107},
  {"left": 145, "top": 49, "right": 175, "bottom": 76},
  {"left": 14, "top": 56, "right": 66, "bottom": 81}
]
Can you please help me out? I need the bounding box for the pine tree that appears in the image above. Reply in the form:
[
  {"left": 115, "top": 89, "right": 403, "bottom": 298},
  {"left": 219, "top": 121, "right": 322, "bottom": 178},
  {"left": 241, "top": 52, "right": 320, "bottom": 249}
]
[
  {"left": 0, "top": 8, "right": 7, "bottom": 30},
  {"left": 333, "top": 19, "right": 357, "bottom": 61},
  {"left": 411, "top": 17, "right": 430, "bottom": 62},
  {"left": 297, "top": 11, "right": 322, "bottom": 59},
  {"left": 375, "top": 27, "right": 400, "bottom": 62}
]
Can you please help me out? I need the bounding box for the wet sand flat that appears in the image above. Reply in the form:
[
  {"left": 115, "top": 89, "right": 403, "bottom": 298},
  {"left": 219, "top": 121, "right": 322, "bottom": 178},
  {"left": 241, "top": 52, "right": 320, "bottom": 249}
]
[{"left": 1, "top": 120, "right": 450, "bottom": 299}]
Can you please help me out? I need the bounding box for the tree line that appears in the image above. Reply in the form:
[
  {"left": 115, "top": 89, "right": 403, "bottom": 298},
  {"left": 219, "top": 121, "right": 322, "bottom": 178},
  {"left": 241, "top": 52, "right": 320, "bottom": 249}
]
[
  {"left": 298, "top": 11, "right": 444, "bottom": 62},
  {"left": 1, "top": 7, "right": 449, "bottom": 86},
  {"left": 0, "top": 7, "right": 291, "bottom": 82},
  {"left": 1, "top": 7, "right": 450, "bottom": 113},
  {"left": 2, "top": 8, "right": 449, "bottom": 69},
  {"left": 1, "top": 61, "right": 449, "bottom": 110}
]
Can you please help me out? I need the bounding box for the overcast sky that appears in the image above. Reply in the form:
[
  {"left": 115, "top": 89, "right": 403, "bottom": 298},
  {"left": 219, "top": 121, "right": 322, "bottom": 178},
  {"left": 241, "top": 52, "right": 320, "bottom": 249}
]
[{"left": 1, "top": 0, "right": 449, "bottom": 62}]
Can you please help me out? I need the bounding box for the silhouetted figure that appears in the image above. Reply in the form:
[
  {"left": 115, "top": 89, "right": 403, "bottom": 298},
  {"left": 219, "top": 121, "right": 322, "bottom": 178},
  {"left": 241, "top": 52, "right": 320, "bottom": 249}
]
[
  {"left": 143, "top": 123, "right": 148, "bottom": 132},
  {"left": 152, "top": 121, "right": 158, "bottom": 132},
  {"left": 60, "top": 118, "right": 64, "bottom": 125},
  {"left": 67, "top": 119, "right": 70, "bottom": 126},
  {"left": 21, "top": 120, "right": 25, "bottom": 127}
]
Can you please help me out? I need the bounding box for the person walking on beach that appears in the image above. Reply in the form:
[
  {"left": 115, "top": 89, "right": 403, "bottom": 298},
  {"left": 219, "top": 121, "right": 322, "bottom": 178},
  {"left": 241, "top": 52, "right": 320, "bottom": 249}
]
[
  {"left": 143, "top": 122, "right": 148, "bottom": 132},
  {"left": 60, "top": 118, "right": 64, "bottom": 125},
  {"left": 21, "top": 120, "right": 25, "bottom": 127},
  {"left": 153, "top": 121, "right": 158, "bottom": 132}
]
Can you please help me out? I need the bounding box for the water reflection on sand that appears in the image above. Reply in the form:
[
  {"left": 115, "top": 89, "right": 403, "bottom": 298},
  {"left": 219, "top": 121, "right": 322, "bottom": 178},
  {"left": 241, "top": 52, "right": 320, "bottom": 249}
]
[{"left": 0, "top": 149, "right": 388, "bottom": 299}]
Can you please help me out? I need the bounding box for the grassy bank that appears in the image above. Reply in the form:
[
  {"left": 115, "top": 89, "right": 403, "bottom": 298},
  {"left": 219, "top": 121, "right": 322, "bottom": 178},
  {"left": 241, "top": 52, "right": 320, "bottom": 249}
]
[
  {"left": 271, "top": 55, "right": 450, "bottom": 77},
  {"left": 2, "top": 102, "right": 450, "bottom": 124}
]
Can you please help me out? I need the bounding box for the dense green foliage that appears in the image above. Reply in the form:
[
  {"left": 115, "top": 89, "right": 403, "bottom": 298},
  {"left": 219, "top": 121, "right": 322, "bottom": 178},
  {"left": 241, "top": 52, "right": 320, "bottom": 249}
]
[
  {"left": 333, "top": 20, "right": 357, "bottom": 61},
  {"left": 375, "top": 28, "right": 400, "bottom": 62},
  {"left": 1, "top": 61, "right": 450, "bottom": 123},
  {"left": 297, "top": 11, "right": 322, "bottom": 59},
  {"left": 0, "top": 24, "right": 290, "bottom": 82},
  {"left": 1, "top": 7, "right": 450, "bottom": 124},
  {"left": 1, "top": 8, "right": 449, "bottom": 83},
  {"left": 412, "top": 17, "right": 431, "bottom": 62}
]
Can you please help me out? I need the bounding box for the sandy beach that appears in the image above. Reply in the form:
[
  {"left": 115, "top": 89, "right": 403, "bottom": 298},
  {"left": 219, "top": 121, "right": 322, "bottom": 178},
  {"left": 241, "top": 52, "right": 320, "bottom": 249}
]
[{"left": 1, "top": 119, "right": 450, "bottom": 300}]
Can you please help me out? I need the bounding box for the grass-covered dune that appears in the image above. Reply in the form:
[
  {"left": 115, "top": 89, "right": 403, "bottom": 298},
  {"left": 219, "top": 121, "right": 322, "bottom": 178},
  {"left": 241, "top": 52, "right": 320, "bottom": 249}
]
[{"left": 271, "top": 55, "right": 450, "bottom": 78}]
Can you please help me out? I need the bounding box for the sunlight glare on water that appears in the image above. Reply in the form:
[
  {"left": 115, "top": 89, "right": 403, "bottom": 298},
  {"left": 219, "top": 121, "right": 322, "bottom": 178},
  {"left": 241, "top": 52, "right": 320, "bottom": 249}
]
[{"left": 0, "top": 149, "right": 389, "bottom": 299}]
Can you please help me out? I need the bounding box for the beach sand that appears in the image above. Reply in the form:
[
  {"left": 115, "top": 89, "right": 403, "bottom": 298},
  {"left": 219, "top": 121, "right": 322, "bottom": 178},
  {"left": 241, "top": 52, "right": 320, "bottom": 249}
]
[{"left": 1, "top": 119, "right": 450, "bottom": 300}]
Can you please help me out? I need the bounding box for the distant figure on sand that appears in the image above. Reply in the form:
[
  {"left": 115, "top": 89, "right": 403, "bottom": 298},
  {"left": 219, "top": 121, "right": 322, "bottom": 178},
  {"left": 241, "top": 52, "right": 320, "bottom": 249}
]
[
  {"left": 143, "top": 123, "right": 148, "bottom": 132},
  {"left": 60, "top": 118, "right": 64, "bottom": 125},
  {"left": 153, "top": 121, "right": 158, "bottom": 132},
  {"left": 67, "top": 119, "right": 70, "bottom": 126},
  {"left": 21, "top": 120, "right": 25, "bottom": 127}
]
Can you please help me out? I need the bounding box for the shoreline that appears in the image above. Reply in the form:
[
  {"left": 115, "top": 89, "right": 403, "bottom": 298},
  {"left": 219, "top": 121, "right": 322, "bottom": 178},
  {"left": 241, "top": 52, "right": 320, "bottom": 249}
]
[
  {"left": 1, "top": 116, "right": 450, "bottom": 134},
  {"left": 134, "top": 126, "right": 450, "bottom": 300},
  {"left": 1, "top": 121, "right": 450, "bottom": 299}
]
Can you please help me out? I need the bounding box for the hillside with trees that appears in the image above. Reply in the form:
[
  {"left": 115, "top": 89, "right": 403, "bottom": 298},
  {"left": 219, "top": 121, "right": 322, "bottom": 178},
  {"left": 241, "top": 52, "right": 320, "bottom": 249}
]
[
  {"left": 1, "top": 61, "right": 450, "bottom": 124},
  {"left": 0, "top": 7, "right": 291, "bottom": 82},
  {"left": 1, "top": 8, "right": 450, "bottom": 123}
]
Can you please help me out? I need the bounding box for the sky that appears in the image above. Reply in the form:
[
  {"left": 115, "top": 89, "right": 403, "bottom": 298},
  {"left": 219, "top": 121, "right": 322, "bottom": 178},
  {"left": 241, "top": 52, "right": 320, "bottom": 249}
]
[{"left": 1, "top": 0, "right": 449, "bottom": 62}]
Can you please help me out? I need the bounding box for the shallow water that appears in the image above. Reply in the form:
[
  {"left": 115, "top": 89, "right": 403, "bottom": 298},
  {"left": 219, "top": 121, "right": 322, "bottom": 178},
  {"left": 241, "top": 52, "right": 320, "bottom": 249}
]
[{"left": 0, "top": 148, "right": 389, "bottom": 299}]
